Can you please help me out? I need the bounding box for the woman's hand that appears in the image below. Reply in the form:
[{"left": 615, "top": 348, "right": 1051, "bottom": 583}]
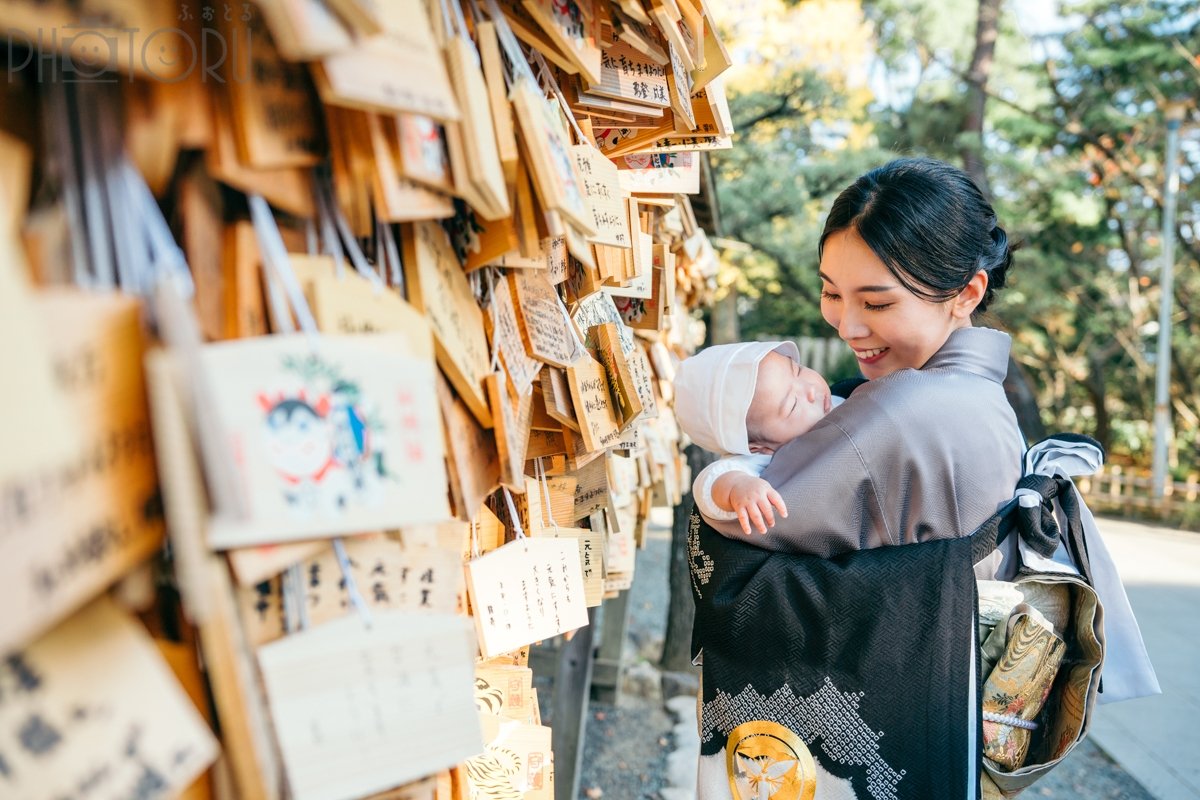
[{"left": 714, "top": 473, "right": 789, "bottom": 535}]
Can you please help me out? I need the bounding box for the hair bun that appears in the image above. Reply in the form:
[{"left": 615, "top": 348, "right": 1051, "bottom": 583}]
[{"left": 978, "top": 225, "right": 1017, "bottom": 313}]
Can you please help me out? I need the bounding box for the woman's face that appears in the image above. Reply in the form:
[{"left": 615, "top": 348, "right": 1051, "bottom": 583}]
[{"left": 819, "top": 228, "right": 976, "bottom": 379}]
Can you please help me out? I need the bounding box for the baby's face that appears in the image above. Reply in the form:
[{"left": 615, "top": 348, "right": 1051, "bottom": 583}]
[{"left": 745, "top": 353, "right": 832, "bottom": 453}]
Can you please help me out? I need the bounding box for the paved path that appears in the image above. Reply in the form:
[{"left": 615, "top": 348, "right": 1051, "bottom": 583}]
[{"left": 1087, "top": 517, "right": 1200, "bottom": 800}]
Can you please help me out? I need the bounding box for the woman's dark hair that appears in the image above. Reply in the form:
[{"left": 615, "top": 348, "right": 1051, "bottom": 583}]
[{"left": 818, "top": 157, "right": 1017, "bottom": 314}]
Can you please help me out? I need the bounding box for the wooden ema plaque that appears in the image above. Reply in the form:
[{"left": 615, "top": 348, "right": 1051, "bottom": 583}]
[
  {"left": 588, "top": 38, "right": 670, "bottom": 109},
  {"left": 593, "top": 321, "right": 643, "bottom": 428},
  {"left": 403, "top": 222, "right": 493, "bottom": 427},
  {"left": 510, "top": 79, "right": 595, "bottom": 236},
  {"left": 395, "top": 114, "right": 455, "bottom": 194},
  {"left": 565, "top": 351, "right": 622, "bottom": 453},
  {"left": 465, "top": 537, "right": 588, "bottom": 658},
  {"left": 436, "top": 373, "right": 501, "bottom": 521},
  {"left": 545, "top": 527, "right": 604, "bottom": 606},
  {"left": 0, "top": 599, "right": 218, "bottom": 800},
  {"left": 200, "top": 333, "right": 452, "bottom": 547},
  {"left": 223, "top": 11, "right": 323, "bottom": 170},
  {"left": 257, "top": 612, "right": 482, "bottom": 800},
  {"left": 314, "top": 0, "right": 460, "bottom": 123},
  {"left": 236, "top": 537, "right": 461, "bottom": 646},
  {"left": 361, "top": 111, "right": 455, "bottom": 223},
  {"left": 522, "top": 0, "right": 602, "bottom": 85},
  {"left": 486, "top": 270, "right": 542, "bottom": 397},
  {"left": 485, "top": 372, "right": 534, "bottom": 491},
  {"left": 570, "top": 454, "right": 609, "bottom": 521},
  {"left": 572, "top": 143, "right": 632, "bottom": 248},
  {"left": 540, "top": 366, "right": 580, "bottom": 431},
  {"left": 0, "top": 291, "right": 164, "bottom": 654},
  {"left": 510, "top": 268, "right": 585, "bottom": 369}
]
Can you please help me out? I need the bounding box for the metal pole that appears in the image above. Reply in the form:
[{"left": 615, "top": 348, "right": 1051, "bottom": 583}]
[{"left": 1152, "top": 107, "right": 1185, "bottom": 499}]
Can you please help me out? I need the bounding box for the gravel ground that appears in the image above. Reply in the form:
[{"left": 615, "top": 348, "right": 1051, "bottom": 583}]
[{"left": 538, "top": 511, "right": 1153, "bottom": 799}]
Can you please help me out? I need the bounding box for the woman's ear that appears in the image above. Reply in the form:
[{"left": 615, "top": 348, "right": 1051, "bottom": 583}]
[{"left": 951, "top": 270, "right": 989, "bottom": 319}]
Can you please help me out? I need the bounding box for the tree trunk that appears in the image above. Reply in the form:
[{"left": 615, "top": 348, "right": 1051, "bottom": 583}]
[
  {"left": 960, "top": 0, "right": 1001, "bottom": 198},
  {"left": 1083, "top": 352, "right": 1112, "bottom": 452},
  {"left": 660, "top": 444, "right": 715, "bottom": 673},
  {"left": 710, "top": 286, "right": 740, "bottom": 345}
]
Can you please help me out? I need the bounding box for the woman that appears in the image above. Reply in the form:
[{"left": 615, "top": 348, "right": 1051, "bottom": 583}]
[{"left": 691, "top": 158, "right": 1026, "bottom": 800}]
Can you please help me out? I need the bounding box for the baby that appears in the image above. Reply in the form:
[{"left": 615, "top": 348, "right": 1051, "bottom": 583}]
[{"left": 673, "top": 341, "right": 837, "bottom": 535}]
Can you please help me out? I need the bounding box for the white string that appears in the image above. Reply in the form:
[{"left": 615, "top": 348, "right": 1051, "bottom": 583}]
[
  {"left": 248, "top": 194, "right": 321, "bottom": 344},
  {"left": 503, "top": 487, "right": 527, "bottom": 539},
  {"left": 528, "top": 48, "right": 587, "bottom": 143},
  {"left": 981, "top": 711, "right": 1038, "bottom": 731},
  {"left": 305, "top": 218, "right": 318, "bottom": 255},
  {"left": 332, "top": 197, "right": 385, "bottom": 291},
  {"left": 382, "top": 219, "right": 404, "bottom": 292},
  {"left": 333, "top": 537, "right": 374, "bottom": 628},
  {"left": 313, "top": 176, "right": 346, "bottom": 279},
  {"left": 470, "top": 514, "right": 481, "bottom": 558},
  {"left": 483, "top": 0, "right": 538, "bottom": 87}
]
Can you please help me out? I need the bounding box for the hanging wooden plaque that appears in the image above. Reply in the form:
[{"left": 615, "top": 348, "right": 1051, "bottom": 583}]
[
  {"left": 569, "top": 453, "right": 610, "bottom": 520},
  {"left": 572, "top": 144, "right": 632, "bottom": 248},
  {"left": 566, "top": 351, "right": 622, "bottom": 452},
  {"left": 224, "top": 12, "right": 323, "bottom": 170},
  {"left": 258, "top": 612, "right": 482, "bottom": 800},
  {"left": 444, "top": 35, "right": 511, "bottom": 220},
  {"left": 593, "top": 321, "right": 642, "bottom": 428},
  {"left": 486, "top": 273, "right": 543, "bottom": 397},
  {"left": 509, "top": 268, "right": 586, "bottom": 368},
  {"left": 665, "top": 41, "right": 697, "bottom": 131},
  {"left": 540, "top": 366, "right": 580, "bottom": 432},
  {"left": 546, "top": 527, "right": 604, "bottom": 606},
  {"left": 365, "top": 112, "right": 455, "bottom": 222},
  {"left": 315, "top": 27, "right": 460, "bottom": 122},
  {"left": 403, "top": 222, "right": 494, "bottom": 427},
  {"left": 522, "top": 0, "right": 603, "bottom": 85},
  {"left": 0, "top": 599, "right": 218, "bottom": 800},
  {"left": 201, "top": 334, "right": 452, "bottom": 547},
  {"left": 238, "top": 538, "right": 462, "bottom": 645},
  {"left": 485, "top": 372, "right": 534, "bottom": 491},
  {"left": 617, "top": 151, "right": 700, "bottom": 194},
  {"left": 510, "top": 79, "right": 596, "bottom": 235},
  {"left": 396, "top": 114, "right": 456, "bottom": 194},
  {"left": 436, "top": 374, "right": 501, "bottom": 521},
  {"left": 0, "top": 292, "right": 163, "bottom": 654},
  {"left": 589, "top": 39, "right": 670, "bottom": 108},
  {"left": 477, "top": 21, "right": 521, "bottom": 183},
  {"left": 255, "top": 0, "right": 354, "bottom": 61},
  {"left": 465, "top": 537, "right": 588, "bottom": 657}
]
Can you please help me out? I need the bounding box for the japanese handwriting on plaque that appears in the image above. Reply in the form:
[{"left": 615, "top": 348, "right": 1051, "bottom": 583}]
[
  {"left": 509, "top": 268, "right": 585, "bottom": 369},
  {"left": 571, "top": 144, "right": 632, "bottom": 249},
  {"left": 566, "top": 352, "right": 623, "bottom": 453},
  {"left": 237, "top": 537, "right": 462, "bottom": 646},
  {"left": 589, "top": 40, "right": 670, "bottom": 108},
  {"left": 546, "top": 527, "right": 604, "bottom": 606},
  {"left": 257, "top": 612, "right": 482, "bottom": 800},
  {"left": 486, "top": 276, "right": 543, "bottom": 398},
  {"left": 200, "top": 333, "right": 450, "bottom": 547},
  {"left": 0, "top": 291, "right": 164, "bottom": 654},
  {"left": 465, "top": 537, "right": 588, "bottom": 658},
  {"left": 0, "top": 599, "right": 217, "bottom": 800},
  {"left": 404, "top": 222, "right": 494, "bottom": 427}
]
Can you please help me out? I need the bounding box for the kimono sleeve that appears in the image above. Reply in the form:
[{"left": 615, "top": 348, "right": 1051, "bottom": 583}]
[{"left": 701, "top": 419, "right": 891, "bottom": 556}]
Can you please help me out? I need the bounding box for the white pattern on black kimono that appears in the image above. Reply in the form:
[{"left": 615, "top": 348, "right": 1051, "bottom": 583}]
[{"left": 693, "top": 327, "right": 1025, "bottom": 800}]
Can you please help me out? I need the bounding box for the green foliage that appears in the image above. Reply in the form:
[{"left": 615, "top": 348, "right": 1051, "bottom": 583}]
[{"left": 715, "top": 0, "right": 1200, "bottom": 471}]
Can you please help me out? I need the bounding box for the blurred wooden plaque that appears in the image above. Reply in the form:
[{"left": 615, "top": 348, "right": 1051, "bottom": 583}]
[
  {"left": 403, "top": 222, "right": 494, "bottom": 427},
  {"left": 0, "top": 291, "right": 164, "bottom": 654}
]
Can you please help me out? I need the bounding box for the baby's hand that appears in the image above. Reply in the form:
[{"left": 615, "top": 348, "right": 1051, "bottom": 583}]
[{"left": 727, "top": 474, "right": 788, "bottom": 536}]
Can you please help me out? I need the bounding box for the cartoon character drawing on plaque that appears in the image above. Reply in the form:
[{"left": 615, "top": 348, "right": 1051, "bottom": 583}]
[{"left": 259, "top": 353, "right": 389, "bottom": 519}]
